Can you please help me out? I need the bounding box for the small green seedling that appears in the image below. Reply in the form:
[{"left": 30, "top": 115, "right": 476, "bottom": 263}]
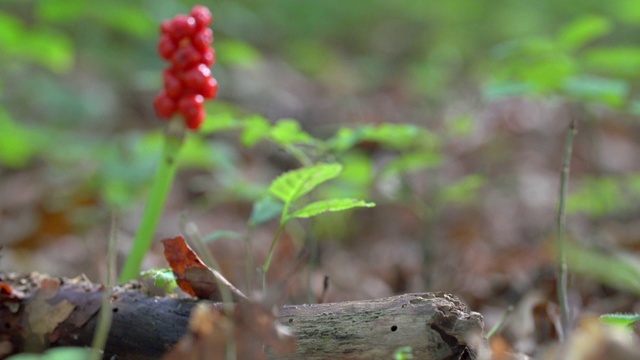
[{"left": 259, "top": 162, "right": 375, "bottom": 288}]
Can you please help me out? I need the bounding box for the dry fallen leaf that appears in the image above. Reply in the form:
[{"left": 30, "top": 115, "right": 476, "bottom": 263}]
[
  {"left": 24, "top": 278, "right": 76, "bottom": 348},
  {"left": 162, "top": 235, "right": 247, "bottom": 301}
]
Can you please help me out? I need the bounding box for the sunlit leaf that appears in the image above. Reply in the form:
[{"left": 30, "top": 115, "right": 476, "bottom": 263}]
[
  {"left": 269, "top": 163, "right": 342, "bottom": 204},
  {"left": 287, "top": 198, "right": 375, "bottom": 220},
  {"left": 270, "top": 119, "right": 315, "bottom": 145},
  {"left": 600, "top": 313, "right": 640, "bottom": 328},
  {"left": 558, "top": 15, "right": 611, "bottom": 50},
  {"left": 141, "top": 268, "right": 178, "bottom": 293},
  {"left": 583, "top": 47, "right": 640, "bottom": 77},
  {"left": 241, "top": 115, "right": 271, "bottom": 147}
]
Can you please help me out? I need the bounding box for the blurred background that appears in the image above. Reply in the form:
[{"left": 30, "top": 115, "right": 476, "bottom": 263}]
[{"left": 2, "top": 0, "right": 640, "bottom": 354}]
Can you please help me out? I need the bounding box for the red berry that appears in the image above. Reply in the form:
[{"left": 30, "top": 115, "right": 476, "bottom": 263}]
[
  {"left": 163, "top": 69, "right": 183, "bottom": 99},
  {"left": 158, "top": 34, "right": 177, "bottom": 60},
  {"left": 181, "top": 64, "right": 211, "bottom": 91},
  {"left": 160, "top": 19, "right": 172, "bottom": 34},
  {"left": 192, "top": 28, "right": 213, "bottom": 52},
  {"left": 178, "top": 94, "right": 204, "bottom": 120},
  {"left": 171, "top": 44, "right": 201, "bottom": 70},
  {"left": 201, "top": 48, "right": 216, "bottom": 67},
  {"left": 191, "top": 5, "right": 213, "bottom": 29},
  {"left": 153, "top": 92, "right": 176, "bottom": 119},
  {"left": 201, "top": 77, "right": 218, "bottom": 99},
  {"left": 169, "top": 15, "right": 196, "bottom": 41},
  {"left": 185, "top": 108, "right": 206, "bottom": 130}
]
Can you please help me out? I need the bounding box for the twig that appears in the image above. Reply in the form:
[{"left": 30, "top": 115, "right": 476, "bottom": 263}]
[{"left": 556, "top": 118, "right": 578, "bottom": 341}]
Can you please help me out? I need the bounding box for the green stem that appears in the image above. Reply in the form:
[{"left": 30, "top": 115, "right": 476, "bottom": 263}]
[
  {"left": 556, "top": 118, "right": 577, "bottom": 341},
  {"left": 119, "top": 127, "right": 184, "bottom": 283},
  {"left": 261, "top": 221, "right": 287, "bottom": 290}
]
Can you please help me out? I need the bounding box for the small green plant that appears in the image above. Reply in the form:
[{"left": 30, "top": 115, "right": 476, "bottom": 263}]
[{"left": 259, "top": 162, "right": 375, "bottom": 288}]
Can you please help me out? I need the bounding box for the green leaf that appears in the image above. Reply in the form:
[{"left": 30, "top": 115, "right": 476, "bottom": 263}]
[
  {"left": 269, "top": 163, "right": 343, "bottom": 204},
  {"left": 558, "top": 15, "right": 611, "bottom": 50},
  {"left": 567, "top": 242, "right": 640, "bottom": 295},
  {"left": 249, "top": 197, "right": 284, "bottom": 226},
  {"left": 269, "top": 119, "right": 314, "bottom": 146},
  {"left": 6, "top": 347, "right": 97, "bottom": 360},
  {"left": 438, "top": 174, "right": 485, "bottom": 205},
  {"left": 583, "top": 47, "right": 640, "bottom": 77},
  {"left": 141, "top": 268, "right": 178, "bottom": 293},
  {"left": 393, "top": 346, "right": 414, "bottom": 360},
  {"left": 241, "top": 115, "right": 271, "bottom": 147},
  {"left": 216, "top": 39, "right": 262, "bottom": 67},
  {"left": 566, "top": 177, "right": 626, "bottom": 216},
  {"left": 199, "top": 112, "right": 241, "bottom": 134},
  {"left": 382, "top": 151, "right": 442, "bottom": 176},
  {"left": 0, "top": 110, "right": 42, "bottom": 167},
  {"left": 600, "top": 313, "right": 640, "bottom": 328},
  {"left": 288, "top": 198, "right": 375, "bottom": 220},
  {"left": 563, "top": 76, "right": 628, "bottom": 107}
]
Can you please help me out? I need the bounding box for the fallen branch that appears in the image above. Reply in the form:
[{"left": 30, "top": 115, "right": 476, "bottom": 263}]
[{"left": 0, "top": 272, "right": 485, "bottom": 359}]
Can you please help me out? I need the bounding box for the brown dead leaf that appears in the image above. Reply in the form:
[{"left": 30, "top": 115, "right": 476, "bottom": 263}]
[
  {"left": 24, "top": 278, "right": 76, "bottom": 348},
  {"left": 162, "top": 235, "right": 247, "bottom": 301}
]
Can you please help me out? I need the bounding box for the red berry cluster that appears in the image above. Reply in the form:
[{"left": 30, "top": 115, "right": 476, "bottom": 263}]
[{"left": 153, "top": 5, "right": 218, "bottom": 130}]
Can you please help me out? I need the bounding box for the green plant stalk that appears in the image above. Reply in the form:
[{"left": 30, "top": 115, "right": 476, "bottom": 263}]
[
  {"left": 556, "top": 118, "right": 577, "bottom": 341},
  {"left": 119, "top": 129, "right": 184, "bottom": 283},
  {"left": 261, "top": 221, "right": 287, "bottom": 290},
  {"left": 91, "top": 212, "right": 118, "bottom": 360},
  {"left": 261, "top": 199, "right": 293, "bottom": 286}
]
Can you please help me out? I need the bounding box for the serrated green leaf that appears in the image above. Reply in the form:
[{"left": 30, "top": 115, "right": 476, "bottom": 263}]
[
  {"left": 269, "top": 163, "right": 342, "bottom": 203},
  {"left": 600, "top": 313, "right": 640, "bottom": 328},
  {"left": 288, "top": 198, "right": 375, "bottom": 220},
  {"left": 249, "top": 197, "right": 284, "bottom": 226}
]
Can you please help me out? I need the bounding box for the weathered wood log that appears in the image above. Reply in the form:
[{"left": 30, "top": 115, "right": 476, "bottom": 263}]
[{"left": 0, "top": 272, "right": 485, "bottom": 359}]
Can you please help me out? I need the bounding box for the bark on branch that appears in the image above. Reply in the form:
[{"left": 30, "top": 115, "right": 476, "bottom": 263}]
[{"left": 0, "top": 272, "right": 485, "bottom": 359}]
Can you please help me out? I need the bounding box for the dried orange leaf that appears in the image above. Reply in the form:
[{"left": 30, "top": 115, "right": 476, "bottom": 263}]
[{"left": 162, "top": 235, "right": 246, "bottom": 301}]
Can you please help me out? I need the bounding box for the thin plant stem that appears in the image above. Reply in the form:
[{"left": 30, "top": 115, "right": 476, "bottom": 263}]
[
  {"left": 486, "top": 306, "right": 513, "bottom": 339},
  {"left": 261, "top": 222, "right": 287, "bottom": 290},
  {"left": 556, "top": 118, "right": 577, "bottom": 341},
  {"left": 90, "top": 212, "right": 119, "bottom": 360},
  {"left": 119, "top": 126, "right": 184, "bottom": 283}
]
